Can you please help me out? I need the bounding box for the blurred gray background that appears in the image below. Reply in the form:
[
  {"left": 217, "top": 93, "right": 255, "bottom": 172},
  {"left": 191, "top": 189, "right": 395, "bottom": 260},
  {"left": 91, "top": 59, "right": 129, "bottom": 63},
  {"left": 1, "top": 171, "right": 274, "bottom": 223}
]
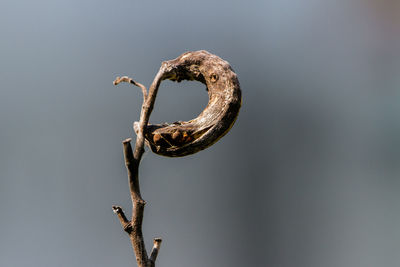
[{"left": 1, "top": 0, "right": 399, "bottom": 266}]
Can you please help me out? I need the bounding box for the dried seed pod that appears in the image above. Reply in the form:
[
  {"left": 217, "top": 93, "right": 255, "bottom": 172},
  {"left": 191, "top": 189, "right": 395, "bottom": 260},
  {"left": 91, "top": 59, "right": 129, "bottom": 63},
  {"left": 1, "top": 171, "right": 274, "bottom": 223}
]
[{"left": 134, "top": 50, "right": 242, "bottom": 157}]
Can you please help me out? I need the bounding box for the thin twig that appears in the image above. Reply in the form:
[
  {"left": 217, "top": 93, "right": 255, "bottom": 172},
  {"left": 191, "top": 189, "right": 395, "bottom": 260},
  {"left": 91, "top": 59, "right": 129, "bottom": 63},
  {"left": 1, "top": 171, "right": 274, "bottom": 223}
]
[
  {"left": 122, "top": 139, "right": 148, "bottom": 266},
  {"left": 113, "top": 69, "right": 166, "bottom": 267},
  {"left": 112, "top": 205, "right": 132, "bottom": 233},
  {"left": 149, "top": 238, "right": 162, "bottom": 266},
  {"left": 113, "top": 76, "right": 148, "bottom": 102}
]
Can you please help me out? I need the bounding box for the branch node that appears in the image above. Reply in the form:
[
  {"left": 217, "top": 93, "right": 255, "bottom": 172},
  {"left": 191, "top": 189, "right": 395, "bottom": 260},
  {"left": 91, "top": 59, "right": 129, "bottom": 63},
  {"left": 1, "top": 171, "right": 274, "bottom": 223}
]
[
  {"left": 153, "top": 238, "right": 162, "bottom": 246},
  {"left": 136, "top": 199, "right": 146, "bottom": 206},
  {"left": 112, "top": 205, "right": 121, "bottom": 214},
  {"left": 123, "top": 223, "right": 133, "bottom": 234},
  {"left": 123, "top": 138, "right": 132, "bottom": 144}
]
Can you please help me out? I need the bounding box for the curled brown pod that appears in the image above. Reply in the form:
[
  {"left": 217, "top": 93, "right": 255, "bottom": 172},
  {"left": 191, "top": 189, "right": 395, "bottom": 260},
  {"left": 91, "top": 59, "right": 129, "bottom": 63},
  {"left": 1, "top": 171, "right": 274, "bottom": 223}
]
[{"left": 134, "top": 50, "right": 242, "bottom": 157}]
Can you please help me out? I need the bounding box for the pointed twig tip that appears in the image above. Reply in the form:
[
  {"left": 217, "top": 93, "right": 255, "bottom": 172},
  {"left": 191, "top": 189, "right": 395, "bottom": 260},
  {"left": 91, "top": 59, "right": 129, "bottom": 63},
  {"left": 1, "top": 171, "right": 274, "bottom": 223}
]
[{"left": 123, "top": 138, "right": 132, "bottom": 144}]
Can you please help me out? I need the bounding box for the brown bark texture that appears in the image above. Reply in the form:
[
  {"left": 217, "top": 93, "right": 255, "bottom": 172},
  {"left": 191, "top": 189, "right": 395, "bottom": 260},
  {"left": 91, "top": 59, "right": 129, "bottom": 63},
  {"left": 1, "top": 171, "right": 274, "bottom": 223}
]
[{"left": 112, "top": 50, "right": 241, "bottom": 267}]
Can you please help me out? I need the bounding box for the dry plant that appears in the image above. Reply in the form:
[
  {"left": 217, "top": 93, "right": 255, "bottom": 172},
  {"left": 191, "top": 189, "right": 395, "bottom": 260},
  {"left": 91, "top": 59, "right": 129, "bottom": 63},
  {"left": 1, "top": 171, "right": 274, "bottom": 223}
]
[{"left": 112, "top": 50, "right": 241, "bottom": 267}]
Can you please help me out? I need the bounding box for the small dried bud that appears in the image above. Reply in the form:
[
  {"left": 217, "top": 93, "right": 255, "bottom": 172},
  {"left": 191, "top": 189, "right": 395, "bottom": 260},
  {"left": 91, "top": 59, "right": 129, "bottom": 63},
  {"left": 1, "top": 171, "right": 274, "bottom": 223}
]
[
  {"left": 153, "top": 133, "right": 162, "bottom": 144},
  {"left": 172, "top": 131, "right": 181, "bottom": 140}
]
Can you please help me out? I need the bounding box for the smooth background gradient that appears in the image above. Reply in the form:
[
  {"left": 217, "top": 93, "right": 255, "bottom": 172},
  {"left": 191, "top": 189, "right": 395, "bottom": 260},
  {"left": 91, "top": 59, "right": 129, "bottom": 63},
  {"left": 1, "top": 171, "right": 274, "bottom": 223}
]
[{"left": 1, "top": 1, "right": 399, "bottom": 266}]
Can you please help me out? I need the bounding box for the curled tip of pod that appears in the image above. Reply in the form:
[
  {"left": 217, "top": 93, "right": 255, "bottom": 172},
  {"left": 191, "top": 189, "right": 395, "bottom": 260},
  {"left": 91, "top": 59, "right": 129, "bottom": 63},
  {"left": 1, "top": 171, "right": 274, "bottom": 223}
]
[{"left": 134, "top": 50, "right": 241, "bottom": 157}]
